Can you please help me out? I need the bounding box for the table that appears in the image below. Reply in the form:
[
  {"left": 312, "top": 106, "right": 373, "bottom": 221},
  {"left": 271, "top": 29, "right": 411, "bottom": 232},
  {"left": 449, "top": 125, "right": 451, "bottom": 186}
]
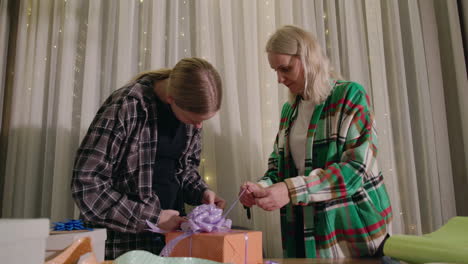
[
  {"left": 103, "top": 258, "right": 381, "bottom": 264},
  {"left": 265, "top": 258, "right": 381, "bottom": 264}
]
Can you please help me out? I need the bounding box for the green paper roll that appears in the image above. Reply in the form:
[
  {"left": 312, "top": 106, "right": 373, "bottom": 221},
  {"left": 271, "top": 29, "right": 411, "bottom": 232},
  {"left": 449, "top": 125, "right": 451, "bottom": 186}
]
[{"left": 384, "top": 217, "right": 468, "bottom": 264}]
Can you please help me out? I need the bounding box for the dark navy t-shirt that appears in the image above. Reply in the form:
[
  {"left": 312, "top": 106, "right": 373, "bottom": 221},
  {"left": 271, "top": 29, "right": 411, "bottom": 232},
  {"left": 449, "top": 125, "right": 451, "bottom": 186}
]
[{"left": 153, "top": 96, "right": 187, "bottom": 213}]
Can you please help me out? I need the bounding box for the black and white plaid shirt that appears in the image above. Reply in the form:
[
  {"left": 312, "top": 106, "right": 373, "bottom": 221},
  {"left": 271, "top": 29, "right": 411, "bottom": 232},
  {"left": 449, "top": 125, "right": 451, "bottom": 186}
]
[{"left": 71, "top": 77, "right": 208, "bottom": 259}]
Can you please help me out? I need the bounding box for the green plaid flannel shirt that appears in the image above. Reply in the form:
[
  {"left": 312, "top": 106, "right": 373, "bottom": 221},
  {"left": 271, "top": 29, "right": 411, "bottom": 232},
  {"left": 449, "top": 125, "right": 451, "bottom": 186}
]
[{"left": 259, "top": 81, "right": 393, "bottom": 258}]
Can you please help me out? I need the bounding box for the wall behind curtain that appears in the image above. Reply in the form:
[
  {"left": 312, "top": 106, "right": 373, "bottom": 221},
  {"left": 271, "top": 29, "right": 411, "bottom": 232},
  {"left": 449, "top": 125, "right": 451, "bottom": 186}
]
[{"left": 1, "top": 0, "right": 467, "bottom": 257}]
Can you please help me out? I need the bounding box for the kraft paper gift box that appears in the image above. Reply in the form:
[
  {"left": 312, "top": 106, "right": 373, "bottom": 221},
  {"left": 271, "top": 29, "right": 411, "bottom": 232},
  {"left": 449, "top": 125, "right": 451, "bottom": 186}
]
[{"left": 165, "top": 230, "right": 263, "bottom": 264}]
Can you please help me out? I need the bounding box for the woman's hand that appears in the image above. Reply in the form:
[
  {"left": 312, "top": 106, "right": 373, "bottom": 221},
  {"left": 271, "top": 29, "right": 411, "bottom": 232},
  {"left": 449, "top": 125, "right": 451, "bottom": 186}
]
[
  {"left": 239, "top": 181, "right": 263, "bottom": 208},
  {"left": 202, "top": 189, "right": 226, "bottom": 209},
  {"left": 157, "top": 209, "right": 186, "bottom": 231},
  {"left": 252, "top": 182, "right": 290, "bottom": 211}
]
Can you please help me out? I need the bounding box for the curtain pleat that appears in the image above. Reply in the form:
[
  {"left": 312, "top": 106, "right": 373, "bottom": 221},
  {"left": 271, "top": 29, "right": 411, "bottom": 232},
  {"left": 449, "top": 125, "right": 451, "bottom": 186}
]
[{"left": 0, "top": 0, "right": 466, "bottom": 257}]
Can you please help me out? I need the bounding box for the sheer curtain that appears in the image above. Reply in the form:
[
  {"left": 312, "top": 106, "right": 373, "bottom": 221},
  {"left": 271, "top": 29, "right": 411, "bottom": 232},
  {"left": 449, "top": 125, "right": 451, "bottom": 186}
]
[
  {"left": 0, "top": 1, "right": 8, "bottom": 132},
  {"left": 1, "top": 0, "right": 467, "bottom": 258}
]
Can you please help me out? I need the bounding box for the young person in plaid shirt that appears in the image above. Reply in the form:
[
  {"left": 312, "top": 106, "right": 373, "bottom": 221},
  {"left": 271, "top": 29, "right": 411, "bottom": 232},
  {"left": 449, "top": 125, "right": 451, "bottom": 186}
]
[
  {"left": 72, "top": 58, "right": 225, "bottom": 260},
  {"left": 240, "top": 25, "right": 393, "bottom": 258}
]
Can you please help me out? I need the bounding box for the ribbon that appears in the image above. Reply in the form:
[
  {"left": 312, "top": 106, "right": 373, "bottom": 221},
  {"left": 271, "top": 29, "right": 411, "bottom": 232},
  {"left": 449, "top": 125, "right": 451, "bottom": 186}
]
[
  {"left": 159, "top": 231, "right": 195, "bottom": 257},
  {"left": 52, "top": 219, "right": 93, "bottom": 231},
  {"left": 244, "top": 232, "right": 249, "bottom": 264}
]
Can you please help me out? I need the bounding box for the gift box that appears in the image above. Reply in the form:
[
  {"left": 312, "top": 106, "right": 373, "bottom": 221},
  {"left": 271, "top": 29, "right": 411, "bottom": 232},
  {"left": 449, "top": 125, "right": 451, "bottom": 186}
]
[
  {"left": 165, "top": 230, "right": 263, "bottom": 264},
  {"left": 45, "top": 228, "right": 107, "bottom": 262},
  {"left": 0, "top": 218, "right": 49, "bottom": 264}
]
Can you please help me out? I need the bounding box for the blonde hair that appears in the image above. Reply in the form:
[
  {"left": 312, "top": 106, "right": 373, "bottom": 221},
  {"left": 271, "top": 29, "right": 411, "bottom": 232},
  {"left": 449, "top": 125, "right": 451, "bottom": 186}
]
[
  {"left": 134, "top": 58, "right": 222, "bottom": 114},
  {"left": 266, "top": 25, "right": 335, "bottom": 104}
]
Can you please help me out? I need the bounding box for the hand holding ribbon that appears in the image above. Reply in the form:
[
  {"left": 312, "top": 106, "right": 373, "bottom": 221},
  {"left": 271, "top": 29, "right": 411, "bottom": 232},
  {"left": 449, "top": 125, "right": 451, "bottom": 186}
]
[{"left": 239, "top": 182, "right": 263, "bottom": 207}]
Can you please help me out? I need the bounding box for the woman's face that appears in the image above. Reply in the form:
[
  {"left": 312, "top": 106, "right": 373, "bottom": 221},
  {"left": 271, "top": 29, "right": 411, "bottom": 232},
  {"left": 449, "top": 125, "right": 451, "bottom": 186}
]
[
  {"left": 267, "top": 52, "right": 305, "bottom": 96},
  {"left": 170, "top": 101, "right": 217, "bottom": 129}
]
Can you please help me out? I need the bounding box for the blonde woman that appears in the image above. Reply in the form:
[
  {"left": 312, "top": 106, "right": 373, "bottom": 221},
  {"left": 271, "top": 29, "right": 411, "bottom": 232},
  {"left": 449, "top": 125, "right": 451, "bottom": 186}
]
[
  {"left": 72, "top": 58, "right": 225, "bottom": 260},
  {"left": 240, "top": 25, "right": 393, "bottom": 258}
]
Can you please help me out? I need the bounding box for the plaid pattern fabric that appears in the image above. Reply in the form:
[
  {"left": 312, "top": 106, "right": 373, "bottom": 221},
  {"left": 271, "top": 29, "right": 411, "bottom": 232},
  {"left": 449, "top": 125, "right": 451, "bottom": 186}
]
[
  {"left": 71, "top": 77, "right": 208, "bottom": 259},
  {"left": 259, "top": 81, "right": 393, "bottom": 258}
]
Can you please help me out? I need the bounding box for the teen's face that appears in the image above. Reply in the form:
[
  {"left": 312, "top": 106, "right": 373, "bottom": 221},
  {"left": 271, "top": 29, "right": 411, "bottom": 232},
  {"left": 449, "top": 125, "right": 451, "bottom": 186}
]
[
  {"left": 170, "top": 102, "right": 216, "bottom": 129},
  {"left": 267, "top": 52, "right": 305, "bottom": 96}
]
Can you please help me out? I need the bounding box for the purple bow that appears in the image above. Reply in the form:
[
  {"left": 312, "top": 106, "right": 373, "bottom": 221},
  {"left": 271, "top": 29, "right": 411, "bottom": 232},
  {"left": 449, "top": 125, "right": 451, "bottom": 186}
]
[{"left": 180, "top": 204, "right": 232, "bottom": 233}]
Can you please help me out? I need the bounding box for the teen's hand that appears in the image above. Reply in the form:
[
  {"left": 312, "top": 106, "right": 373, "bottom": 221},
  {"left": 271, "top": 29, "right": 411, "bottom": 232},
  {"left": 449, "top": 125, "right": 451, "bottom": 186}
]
[
  {"left": 157, "top": 209, "right": 186, "bottom": 231},
  {"left": 202, "top": 189, "right": 226, "bottom": 209}
]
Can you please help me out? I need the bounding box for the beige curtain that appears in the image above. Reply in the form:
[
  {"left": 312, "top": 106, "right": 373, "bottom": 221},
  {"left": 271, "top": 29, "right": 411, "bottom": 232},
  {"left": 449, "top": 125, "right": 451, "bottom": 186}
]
[{"left": 0, "top": 0, "right": 467, "bottom": 257}]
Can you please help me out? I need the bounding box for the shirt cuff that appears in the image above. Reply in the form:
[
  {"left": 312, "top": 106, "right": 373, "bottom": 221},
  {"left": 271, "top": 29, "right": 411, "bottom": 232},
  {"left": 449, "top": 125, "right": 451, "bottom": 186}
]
[
  {"left": 143, "top": 205, "right": 161, "bottom": 232},
  {"left": 284, "top": 169, "right": 323, "bottom": 205}
]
